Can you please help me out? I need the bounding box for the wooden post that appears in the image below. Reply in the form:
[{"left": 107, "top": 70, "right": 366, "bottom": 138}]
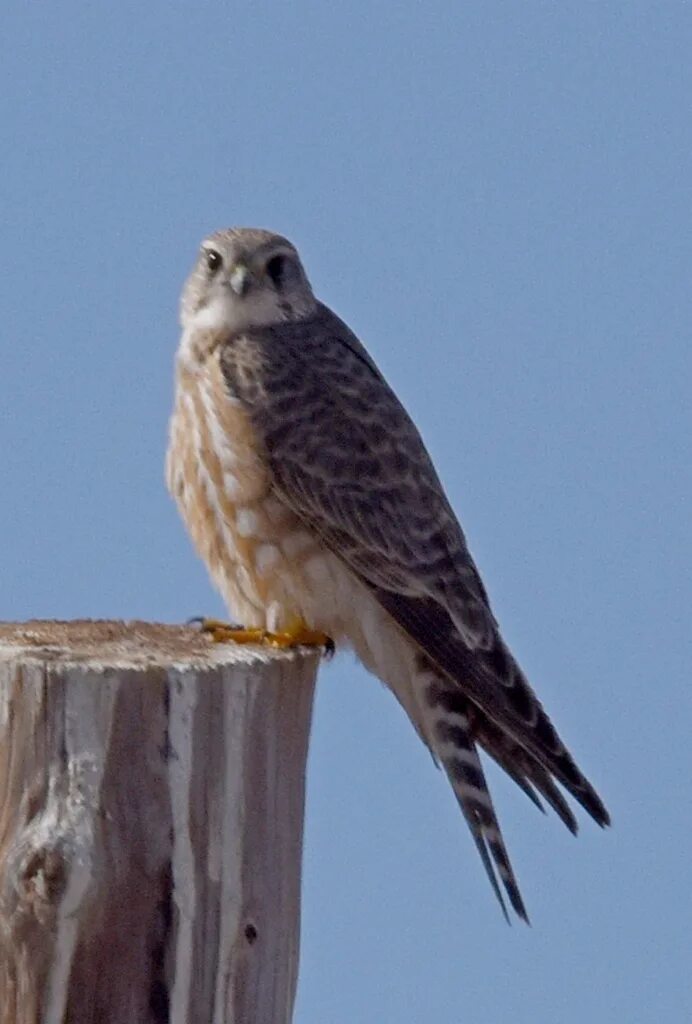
[{"left": 0, "top": 620, "right": 319, "bottom": 1024}]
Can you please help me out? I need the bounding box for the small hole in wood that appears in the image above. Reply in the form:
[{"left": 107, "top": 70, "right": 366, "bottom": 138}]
[{"left": 244, "top": 922, "right": 258, "bottom": 945}]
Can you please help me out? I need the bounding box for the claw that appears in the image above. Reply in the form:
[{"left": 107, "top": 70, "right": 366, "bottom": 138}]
[{"left": 191, "top": 617, "right": 334, "bottom": 656}]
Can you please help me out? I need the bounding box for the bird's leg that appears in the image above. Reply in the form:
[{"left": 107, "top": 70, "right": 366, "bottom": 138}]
[{"left": 192, "top": 617, "right": 334, "bottom": 656}]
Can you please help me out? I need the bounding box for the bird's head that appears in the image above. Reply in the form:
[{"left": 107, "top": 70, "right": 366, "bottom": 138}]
[{"left": 180, "top": 228, "right": 317, "bottom": 346}]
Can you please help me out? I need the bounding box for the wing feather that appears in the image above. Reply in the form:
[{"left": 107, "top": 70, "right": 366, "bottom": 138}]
[{"left": 220, "top": 305, "right": 609, "bottom": 829}]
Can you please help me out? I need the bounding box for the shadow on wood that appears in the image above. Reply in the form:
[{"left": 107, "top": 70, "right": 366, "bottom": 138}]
[{"left": 0, "top": 620, "right": 319, "bottom": 1024}]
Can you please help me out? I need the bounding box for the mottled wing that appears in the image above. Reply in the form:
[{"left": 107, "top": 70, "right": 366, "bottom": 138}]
[{"left": 220, "top": 304, "right": 609, "bottom": 828}]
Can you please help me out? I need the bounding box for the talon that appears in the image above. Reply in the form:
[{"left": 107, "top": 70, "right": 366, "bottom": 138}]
[
  {"left": 192, "top": 617, "right": 334, "bottom": 655},
  {"left": 269, "top": 619, "right": 335, "bottom": 656},
  {"left": 196, "top": 618, "right": 269, "bottom": 645},
  {"left": 190, "top": 617, "right": 241, "bottom": 631}
]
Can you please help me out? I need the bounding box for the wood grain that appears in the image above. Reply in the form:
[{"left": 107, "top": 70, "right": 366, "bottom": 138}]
[{"left": 0, "top": 621, "right": 319, "bottom": 1024}]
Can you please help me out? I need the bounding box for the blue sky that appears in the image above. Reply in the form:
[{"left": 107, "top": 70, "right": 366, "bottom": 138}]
[{"left": 1, "top": 4, "right": 690, "bottom": 1021}]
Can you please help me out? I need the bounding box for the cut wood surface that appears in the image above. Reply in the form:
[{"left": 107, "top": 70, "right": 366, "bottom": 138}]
[{"left": 0, "top": 620, "right": 319, "bottom": 1024}]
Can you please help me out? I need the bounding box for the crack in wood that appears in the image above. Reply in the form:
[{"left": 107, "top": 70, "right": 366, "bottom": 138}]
[{"left": 148, "top": 862, "right": 173, "bottom": 1024}]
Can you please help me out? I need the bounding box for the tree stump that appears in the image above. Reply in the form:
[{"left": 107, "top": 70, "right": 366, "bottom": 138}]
[{"left": 0, "top": 620, "right": 319, "bottom": 1024}]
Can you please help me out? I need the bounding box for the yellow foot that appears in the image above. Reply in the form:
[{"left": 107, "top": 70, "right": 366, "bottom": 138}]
[{"left": 192, "top": 618, "right": 335, "bottom": 656}]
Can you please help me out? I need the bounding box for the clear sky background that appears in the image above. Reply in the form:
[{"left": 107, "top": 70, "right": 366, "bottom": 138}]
[{"left": 1, "top": 4, "right": 690, "bottom": 1022}]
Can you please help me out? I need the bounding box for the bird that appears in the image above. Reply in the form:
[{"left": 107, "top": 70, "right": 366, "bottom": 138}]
[{"left": 166, "top": 226, "right": 609, "bottom": 922}]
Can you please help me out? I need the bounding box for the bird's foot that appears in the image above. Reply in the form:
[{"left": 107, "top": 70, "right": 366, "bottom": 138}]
[{"left": 190, "top": 617, "right": 334, "bottom": 656}]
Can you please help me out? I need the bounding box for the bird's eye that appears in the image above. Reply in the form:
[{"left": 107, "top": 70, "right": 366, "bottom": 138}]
[
  {"left": 265, "top": 254, "right": 287, "bottom": 288},
  {"left": 205, "top": 249, "right": 222, "bottom": 273}
]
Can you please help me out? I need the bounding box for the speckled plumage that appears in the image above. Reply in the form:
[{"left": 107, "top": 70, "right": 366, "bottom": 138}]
[{"left": 166, "top": 227, "right": 609, "bottom": 921}]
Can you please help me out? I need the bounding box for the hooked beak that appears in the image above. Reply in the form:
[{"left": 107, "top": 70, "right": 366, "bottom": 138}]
[{"left": 228, "top": 262, "right": 250, "bottom": 297}]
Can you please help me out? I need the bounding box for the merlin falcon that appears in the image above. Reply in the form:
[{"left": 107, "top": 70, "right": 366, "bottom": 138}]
[{"left": 166, "top": 227, "right": 609, "bottom": 921}]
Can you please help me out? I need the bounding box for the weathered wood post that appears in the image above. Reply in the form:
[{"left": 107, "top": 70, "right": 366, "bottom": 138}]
[{"left": 0, "top": 620, "right": 319, "bottom": 1024}]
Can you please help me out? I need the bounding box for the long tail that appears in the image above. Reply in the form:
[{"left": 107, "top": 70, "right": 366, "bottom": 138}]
[
  {"left": 414, "top": 655, "right": 529, "bottom": 923},
  {"left": 472, "top": 711, "right": 578, "bottom": 834}
]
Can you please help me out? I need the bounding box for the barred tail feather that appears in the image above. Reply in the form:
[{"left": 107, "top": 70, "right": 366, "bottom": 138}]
[
  {"left": 444, "top": 732, "right": 529, "bottom": 923},
  {"left": 416, "top": 659, "right": 528, "bottom": 923}
]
